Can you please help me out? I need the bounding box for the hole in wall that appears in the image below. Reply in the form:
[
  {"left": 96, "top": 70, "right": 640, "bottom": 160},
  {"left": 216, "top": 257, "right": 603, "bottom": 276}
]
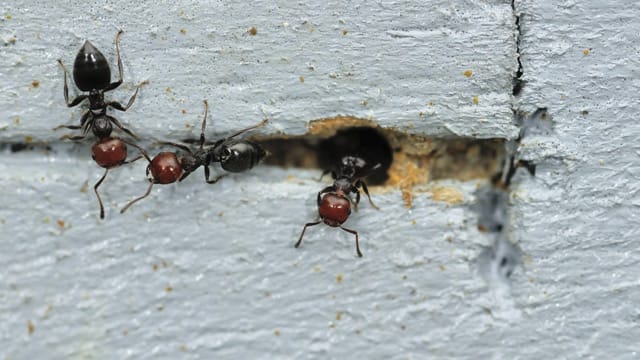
[{"left": 251, "top": 116, "right": 507, "bottom": 206}]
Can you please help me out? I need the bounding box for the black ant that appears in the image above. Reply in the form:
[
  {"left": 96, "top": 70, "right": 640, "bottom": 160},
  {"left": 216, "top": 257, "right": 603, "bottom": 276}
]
[
  {"left": 295, "top": 156, "right": 381, "bottom": 257},
  {"left": 55, "top": 30, "right": 147, "bottom": 140},
  {"left": 120, "top": 100, "right": 268, "bottom": 214}
]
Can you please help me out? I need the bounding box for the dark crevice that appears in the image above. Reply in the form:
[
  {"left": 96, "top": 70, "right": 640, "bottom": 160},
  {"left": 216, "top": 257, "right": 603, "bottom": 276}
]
[
  {"left": 512, "top": 0, "right": 524, "bottom": 96},
  {"left": 475, "top": 2, "right": 541, "bottom": 286},
  {"left": 249, "top": 117, "right": 506, "bottom": 191}
]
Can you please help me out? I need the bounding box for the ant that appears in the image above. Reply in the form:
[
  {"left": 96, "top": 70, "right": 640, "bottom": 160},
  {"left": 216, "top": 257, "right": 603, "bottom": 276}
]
[
  {"left": 120, "top": 100, "right": 268, "bottom": 214},
  {"left": 91, "top": 137, "right": 143, "bottom": 219},
  {"left": 55, "top": 30, "right": 148, "bottom": 140},
  {"left": 295, "top": 156, "right": 381, "bottom": 257}
]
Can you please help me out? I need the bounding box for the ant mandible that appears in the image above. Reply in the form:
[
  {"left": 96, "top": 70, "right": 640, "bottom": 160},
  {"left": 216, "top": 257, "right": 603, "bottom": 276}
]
[
  {"left": 295, "top": 156, "right": 381, "bottom": 257},
  {"left": 120, "top": 100, "right": 268, "bottom": 214},
  {"left": 55, "top": 30, "right": 148, "bottom": 140}
]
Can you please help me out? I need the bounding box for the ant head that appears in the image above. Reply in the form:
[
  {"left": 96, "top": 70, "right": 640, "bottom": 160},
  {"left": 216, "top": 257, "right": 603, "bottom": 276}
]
[
  {"left": 218, "top": 141, "right": 266, "bottom": 173},
  {"left": 91, "top": 137, "right": 127, "bottom": 168},
  {"left": 73, "top": 40, "right": 111, "bottom": 91},
  {"left": 319, "top": 193, "right": 351, "bottom": 227},
  {"left": 91, "top": 114, "right": 114, "bottom": 138},
  {"left": 148, "top": 152, "right": 183, "bottom": 184}
]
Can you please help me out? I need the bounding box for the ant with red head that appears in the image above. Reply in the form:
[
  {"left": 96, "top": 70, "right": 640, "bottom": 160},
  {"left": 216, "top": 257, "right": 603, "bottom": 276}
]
[
  {"left": 55, "top": 30, "right": 147, "bottom": 140},
  {"left": 120, "top": 100, "right": 268, "bottom": 214},
  {"left": 295, "top": 155, "right": 381, "bottom": 257}
]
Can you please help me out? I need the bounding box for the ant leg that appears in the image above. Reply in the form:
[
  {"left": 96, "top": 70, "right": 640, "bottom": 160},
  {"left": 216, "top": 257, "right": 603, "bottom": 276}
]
[
  {"left": 54, "top": 111, "right": 91, "bottom": 132},
  {"left": 57, "top": 59, "right": 87, "bottom": 107},
  {"left": 295, "top": 221, "right": 321, "bottom": 248},
  {"left": 349, "top": 185, "right": 361, "bottom": 212},
  {"left": 120, "top": 181, "right": 154, "bottom": 214},
  {"left": 59, "top": 117, "right": 93, "bottom": 140},
  {"left": 122, "top": 140, "right": 153, "bottom": 163},
  {"left": 156, "top": 141, "right": 193, "bottom": 154},
  {"left": 109, "top": 116, "right": 139, "bottom": 140},
  {"left": 340, "top": 226, "right": 362, "bottom": 257},
  {"left": 123, "top": 155, "right": 143, "bottom": 164},
  {"left": 104, "top": 30, "right": 125, "bottom": 91},
  {"left": 107, "top": 80, "right": 149, "bottom": 111},
  {"left": 204, "top": 166, "right": 226, "bottom": 184},
  {"left": 356, "top": 180, "right": 379, "bottom": 210},
  {"left": 215, "top": 118, "right": 269, "bottom": 146},
  {"left": 316, "top": 169, "right": 331, "bottom": 182},
  {"left": 94, "top": 168, "right": 109, "bottom": 219},
  {"left": 199, "top": 100, "right": 209, "bottom": 149}
]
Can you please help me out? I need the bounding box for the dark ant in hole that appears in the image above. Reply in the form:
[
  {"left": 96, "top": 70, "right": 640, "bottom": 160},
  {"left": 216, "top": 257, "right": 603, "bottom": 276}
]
[
  {"left": 295, "top": 156, "right": 381, "bottom": 257},
  {"left": 55, "top": 30, "right": 148, "bottom": 140},
  {"left": 120, "top": 100, "right": 268, "bottom": 214}
]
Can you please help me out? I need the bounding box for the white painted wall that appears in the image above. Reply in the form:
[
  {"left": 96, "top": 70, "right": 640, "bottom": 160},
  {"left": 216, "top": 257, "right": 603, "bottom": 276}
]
[{"left": 1, "top": 0, "right": 637, "bottom": 359}]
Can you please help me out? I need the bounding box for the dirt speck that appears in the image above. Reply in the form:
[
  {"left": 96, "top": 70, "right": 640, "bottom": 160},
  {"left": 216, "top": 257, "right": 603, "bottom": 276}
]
[
  {"left": 249, "top": 26, "right": 258, "bottom": 36},
  {"left": 430, "top": 186, "right": 464, "bottom": 205},
  {"left": 463, "top": 70, "right": 473, "bottom": 77}
]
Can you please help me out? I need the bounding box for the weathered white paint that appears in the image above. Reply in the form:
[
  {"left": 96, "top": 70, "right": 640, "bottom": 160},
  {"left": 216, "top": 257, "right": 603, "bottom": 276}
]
[
  {"left": 2, "top": 0, "right": 637, "bottom": 359},
  {"left": 0, "top": 1, "right": 518, "bottom": 142},
  {"left": 507, "top": 0, "right": 640, "bottom": 357}
]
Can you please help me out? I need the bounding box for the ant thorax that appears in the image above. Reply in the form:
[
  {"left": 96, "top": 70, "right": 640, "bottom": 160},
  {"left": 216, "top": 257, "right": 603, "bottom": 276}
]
[
  {"left": 91, "top": 114, "right": 114, "bottom": 138},
  {"left": 333, "top": 177, "right": 354, "bottom": 194},
  {"left": 88, "top": 90, "right": 106, "bottom": 111}
]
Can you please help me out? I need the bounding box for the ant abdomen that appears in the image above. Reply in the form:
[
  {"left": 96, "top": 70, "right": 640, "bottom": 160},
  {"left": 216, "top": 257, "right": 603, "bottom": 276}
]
[
  {"left": 319, "top": 193, "right": 351, "bottom": 227},
  {"left": 148, "top": 152, "right": 184, "bottom": 184},
  {"left": 91, "top": 138, "right": 127, "bottom": 168},
  {"left": 219, "top": 141, "right": 266, "bottom": 173},
  {"left": 73, "top": 41, "right": 111, "bottom": 91}
]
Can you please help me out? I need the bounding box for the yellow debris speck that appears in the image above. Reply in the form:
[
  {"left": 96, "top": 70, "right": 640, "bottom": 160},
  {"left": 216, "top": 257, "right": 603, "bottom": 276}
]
[
  {"left": 463, "top": 70, "right": 473, "bottom": 77},
  {"left": 473, "top": 96, "right": 479, "bottom": 105}
]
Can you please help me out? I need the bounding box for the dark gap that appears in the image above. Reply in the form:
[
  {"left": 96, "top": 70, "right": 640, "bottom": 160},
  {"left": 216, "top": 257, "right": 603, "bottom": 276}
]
[
  {"left": 250, "top": 119, "right": 506, "bottom": 187},
  {"left": 512, "top": 1, "right": 524, "bottom": 96}
]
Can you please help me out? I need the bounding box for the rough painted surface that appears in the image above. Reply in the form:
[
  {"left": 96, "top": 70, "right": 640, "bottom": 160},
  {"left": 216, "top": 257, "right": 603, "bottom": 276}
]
[
  {"left": 0, "top": 146, "right": 499, "bottom": 359},
  {"left": 0, "top": 1, "right": 518, "bottom": 142},
  {"left": 2, "top": 0, "right": 638, "bottom": 359},
  {"left": 507, "top": 0, "right": 640, "bottom": 357}
]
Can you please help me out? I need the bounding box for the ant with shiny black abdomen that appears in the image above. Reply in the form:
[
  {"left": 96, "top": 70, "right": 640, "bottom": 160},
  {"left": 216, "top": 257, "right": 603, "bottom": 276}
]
[
  {"left": 296, "top": 156, "right": 381, "bottom": 257},
  {"left": 120, "top": 100, "right": 268, "bottom": 214},
  {"left": 55, "top": 30, "right": 148, "bottom": 140}
]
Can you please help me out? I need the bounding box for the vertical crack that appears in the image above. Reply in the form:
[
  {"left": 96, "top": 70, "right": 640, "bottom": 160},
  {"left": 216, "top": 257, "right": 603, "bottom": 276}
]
[
  {"left": 512, "top": 0, "right": 524, "bottom": 97},
  {"left": 474, "top": 0, "right": 534, "bottom": 290}
]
